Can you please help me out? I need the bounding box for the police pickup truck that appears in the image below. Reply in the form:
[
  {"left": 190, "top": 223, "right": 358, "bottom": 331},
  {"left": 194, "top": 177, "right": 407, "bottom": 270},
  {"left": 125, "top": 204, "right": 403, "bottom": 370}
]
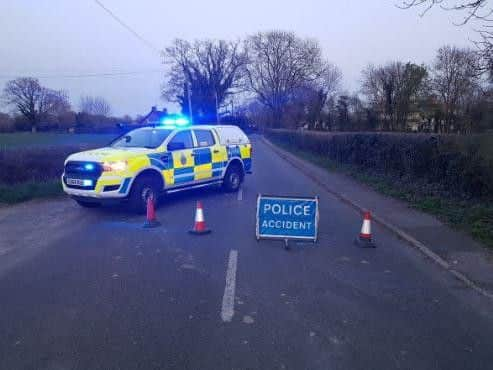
[{"left": 62, "top": 124, "right": 252, "bottom": 213}]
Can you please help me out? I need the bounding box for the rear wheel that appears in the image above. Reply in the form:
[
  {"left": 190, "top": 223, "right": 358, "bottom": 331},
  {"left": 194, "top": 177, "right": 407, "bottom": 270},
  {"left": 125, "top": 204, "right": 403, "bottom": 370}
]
[
  {"left": 75, "top": 200, "right": 101, "bottom": 208},
  {"left": 128, "top": 175, "right": 161, "bottom": 214},
  {"left": 223, "top": 163, "right": 243, "bottom": 192}
]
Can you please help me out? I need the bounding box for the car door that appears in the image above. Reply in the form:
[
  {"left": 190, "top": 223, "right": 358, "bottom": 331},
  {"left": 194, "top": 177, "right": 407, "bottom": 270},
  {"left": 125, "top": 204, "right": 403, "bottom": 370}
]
[
  {"left": 167, "top": 130, "right": 195, "bottom": 187},
  {"left": 192, "top": 129, "right": 216, "bottom": 181}
]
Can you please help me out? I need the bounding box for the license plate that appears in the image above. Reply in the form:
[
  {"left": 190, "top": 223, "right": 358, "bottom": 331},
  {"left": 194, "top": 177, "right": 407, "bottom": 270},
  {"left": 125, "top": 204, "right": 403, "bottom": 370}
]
[{"left": 67, "top": 178, "right": 87, "bottom": 186}]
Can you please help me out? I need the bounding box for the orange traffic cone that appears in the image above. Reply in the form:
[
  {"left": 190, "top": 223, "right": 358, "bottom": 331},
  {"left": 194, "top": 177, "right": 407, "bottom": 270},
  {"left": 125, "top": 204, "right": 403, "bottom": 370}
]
[
  {"left": 355, "top": 211, "right": 375, "bottom": 248},
  {"left": 189, "top": 201, "right": 211, "bottom": 235},
  {"left": 143, "top": 195, "right": 160, "bottom": 228}
]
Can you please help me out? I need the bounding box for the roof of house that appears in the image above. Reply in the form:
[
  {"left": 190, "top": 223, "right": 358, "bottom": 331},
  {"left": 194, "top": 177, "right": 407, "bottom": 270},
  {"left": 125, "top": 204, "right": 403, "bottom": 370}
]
[{"left": 139, "top": 106, "right": 168, "bottom": 125}]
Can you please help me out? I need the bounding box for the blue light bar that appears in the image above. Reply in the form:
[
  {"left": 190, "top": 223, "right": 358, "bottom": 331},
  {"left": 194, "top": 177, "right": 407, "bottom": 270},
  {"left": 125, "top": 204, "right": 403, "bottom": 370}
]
[
  {"left": 160, "top": 115, "right": 190, "bottom": 127},
  {"left": 162, "top": 118, "right": 176, "bottom": 126},
  {"left": 175, "top": 117, "right": 189, "bottom": 126}
]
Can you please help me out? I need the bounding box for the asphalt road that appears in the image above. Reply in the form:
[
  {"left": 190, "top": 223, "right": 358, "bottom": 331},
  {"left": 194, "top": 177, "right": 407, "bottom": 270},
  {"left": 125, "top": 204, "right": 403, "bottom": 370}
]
[{"left": 1, "top": 137, "right": 493, "bottom": 370}]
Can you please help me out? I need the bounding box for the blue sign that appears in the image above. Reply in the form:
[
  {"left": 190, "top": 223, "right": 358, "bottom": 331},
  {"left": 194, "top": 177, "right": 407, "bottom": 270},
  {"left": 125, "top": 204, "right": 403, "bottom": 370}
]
[{"left": 256, "top": 195, "right": 319, "bottom": 241}]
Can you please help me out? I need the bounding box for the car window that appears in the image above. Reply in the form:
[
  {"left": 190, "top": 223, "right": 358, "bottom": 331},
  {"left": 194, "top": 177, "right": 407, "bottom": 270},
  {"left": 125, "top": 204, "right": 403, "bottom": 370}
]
[
  {"left": 194, "top": 130, "right": 215, "bottom": 147},
  {"left": 111, "top": 128, "right": 173, "bottom": 149},
  {"left": 169, "top": 130, "right": 194, "bottom": 150},
  {"left": 215, "top": 127, "right": 249, "bottom": 145}
]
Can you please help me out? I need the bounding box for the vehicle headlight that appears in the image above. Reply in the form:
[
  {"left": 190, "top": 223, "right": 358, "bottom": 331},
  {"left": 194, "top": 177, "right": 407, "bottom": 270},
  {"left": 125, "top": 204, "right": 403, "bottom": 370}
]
[{"left": 103, "top": 160, "right": 127, "bottom": 172}]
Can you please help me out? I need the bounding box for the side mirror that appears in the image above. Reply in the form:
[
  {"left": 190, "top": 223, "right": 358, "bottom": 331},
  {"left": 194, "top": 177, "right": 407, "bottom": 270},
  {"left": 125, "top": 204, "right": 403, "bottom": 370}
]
[{"left": 168, "top": 141, "right": 185, "bottom": 151}]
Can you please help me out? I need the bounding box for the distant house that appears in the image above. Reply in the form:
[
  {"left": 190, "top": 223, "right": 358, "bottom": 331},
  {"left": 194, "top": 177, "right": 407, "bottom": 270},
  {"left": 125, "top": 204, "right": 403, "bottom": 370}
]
[{"left": 138, "top": 106, "right": 168, "bottom": 125}]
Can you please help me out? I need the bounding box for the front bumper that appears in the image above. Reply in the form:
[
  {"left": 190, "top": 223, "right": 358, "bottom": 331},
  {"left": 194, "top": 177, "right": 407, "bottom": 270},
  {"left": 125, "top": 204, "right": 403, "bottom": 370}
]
[{"left": 62, "top": 174, "right": 132, "bottom": 199}]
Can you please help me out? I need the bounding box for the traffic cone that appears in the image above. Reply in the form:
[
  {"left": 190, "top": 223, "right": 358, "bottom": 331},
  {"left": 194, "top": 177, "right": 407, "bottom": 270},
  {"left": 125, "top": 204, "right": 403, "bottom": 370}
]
[
  {"left": 355, "top": 211, "right": 375, "bottom": 248},
  {"left": 143, "top": 195, "right": 160, "bottom": 228},
  {"left": 189, "top": 201, "right": 211, "bottom": 235}
]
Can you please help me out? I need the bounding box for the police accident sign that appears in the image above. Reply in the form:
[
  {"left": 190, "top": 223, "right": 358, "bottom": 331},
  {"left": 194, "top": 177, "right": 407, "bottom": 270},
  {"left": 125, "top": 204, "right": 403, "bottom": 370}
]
[{"left": 256, "top": 195, "right": 319, "bottom": 241}]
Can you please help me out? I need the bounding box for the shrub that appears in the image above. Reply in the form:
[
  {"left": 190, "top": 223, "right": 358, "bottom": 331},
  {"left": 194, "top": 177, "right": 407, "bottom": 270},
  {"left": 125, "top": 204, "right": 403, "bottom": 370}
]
[
  {"left": 266, "top": 130, "right": 493, "bottom": 199},
  {"left": 0, "top": 113, "right": 15, "bottom": 133},
  {"left": 0, "top": 145, "right": 91, "bottom": 184}
]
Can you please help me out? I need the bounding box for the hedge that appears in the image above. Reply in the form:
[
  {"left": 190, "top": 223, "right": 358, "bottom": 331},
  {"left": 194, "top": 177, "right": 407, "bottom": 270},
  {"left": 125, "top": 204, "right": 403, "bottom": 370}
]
[
  {"left": 266, "top": 130, "right": 493, "bottom": 199},
  {"left": 0, "top": 145, "right": 90, "bottom": 185}
]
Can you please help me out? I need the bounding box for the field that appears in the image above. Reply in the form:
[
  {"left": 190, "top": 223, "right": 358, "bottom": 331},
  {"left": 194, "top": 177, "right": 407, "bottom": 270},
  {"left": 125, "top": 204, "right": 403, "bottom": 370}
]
[
  {"left": 0, "top": 132, "right": 118, "bottom": 149},
  {"left": 0, "top": 133, "right": 119, "bottom": 203}
]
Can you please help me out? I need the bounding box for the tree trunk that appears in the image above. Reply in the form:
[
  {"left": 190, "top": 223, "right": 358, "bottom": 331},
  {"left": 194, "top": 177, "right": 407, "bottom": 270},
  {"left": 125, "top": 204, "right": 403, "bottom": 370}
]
[{"left": 272, "top": 107, "right": 282, "bottom": 128}]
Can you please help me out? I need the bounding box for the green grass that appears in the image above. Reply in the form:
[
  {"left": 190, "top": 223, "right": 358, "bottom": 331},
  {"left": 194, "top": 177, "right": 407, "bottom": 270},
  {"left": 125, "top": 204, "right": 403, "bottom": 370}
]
[
  {"left": 270, "top": 138, "right": 493, "bottom": 249},
  {"left": 0, "top": 180, "right": 64, "bottom": 204},
  {"left": 0, "top": 132, "right": 118, "bottom": 149}
]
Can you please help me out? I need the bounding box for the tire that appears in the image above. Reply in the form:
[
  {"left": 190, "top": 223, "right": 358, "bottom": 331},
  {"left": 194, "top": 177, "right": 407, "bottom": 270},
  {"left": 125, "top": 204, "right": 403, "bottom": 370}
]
[
  {"left": 128, "top": 175, "right": 160, "bottom": 214},
  {"left": 75, "top": 200, "right": 101, "bottom": 208},
  {"left": 223, "top": 163, "right": 243, "bottom": 192}
]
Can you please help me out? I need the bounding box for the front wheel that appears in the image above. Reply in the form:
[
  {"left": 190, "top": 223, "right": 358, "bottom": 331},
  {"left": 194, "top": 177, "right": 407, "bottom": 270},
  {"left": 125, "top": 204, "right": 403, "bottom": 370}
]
[
  {"left": 128, "top": 175, "right": 160, "bottom": 214},
  {"left": 223, "top": 164, "right": 243, "bottom": 192}
]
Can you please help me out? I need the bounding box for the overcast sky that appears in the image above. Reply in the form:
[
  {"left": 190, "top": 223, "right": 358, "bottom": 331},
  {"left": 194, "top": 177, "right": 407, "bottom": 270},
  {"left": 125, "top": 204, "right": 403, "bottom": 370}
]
[{"left": 0, "top": 0, "right": 478, "bottom": 117}]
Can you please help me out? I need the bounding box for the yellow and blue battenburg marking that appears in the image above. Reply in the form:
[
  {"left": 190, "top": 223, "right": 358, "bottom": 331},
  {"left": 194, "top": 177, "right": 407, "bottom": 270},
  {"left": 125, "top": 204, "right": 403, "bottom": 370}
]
[{"left": 145, "top": 144, "right": 252, "bottom": 187}]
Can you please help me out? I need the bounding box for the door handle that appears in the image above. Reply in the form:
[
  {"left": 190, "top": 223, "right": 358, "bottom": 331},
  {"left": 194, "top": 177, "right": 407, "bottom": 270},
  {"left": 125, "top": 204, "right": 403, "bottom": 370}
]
[{"left": 213, "top": 150, "right": 220, "bottom": 153}]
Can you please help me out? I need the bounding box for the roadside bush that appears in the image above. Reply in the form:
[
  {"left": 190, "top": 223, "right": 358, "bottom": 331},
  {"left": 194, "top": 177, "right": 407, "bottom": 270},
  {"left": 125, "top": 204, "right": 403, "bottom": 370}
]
[
  {"left": 0, "top": 145, "right": 90, "bottom": 184},
  {"left": 266, "top": 130, "right": 493, "bottom": 199},
  {"left": 0, "top": 113, "right": 14, "bottom": 133}
]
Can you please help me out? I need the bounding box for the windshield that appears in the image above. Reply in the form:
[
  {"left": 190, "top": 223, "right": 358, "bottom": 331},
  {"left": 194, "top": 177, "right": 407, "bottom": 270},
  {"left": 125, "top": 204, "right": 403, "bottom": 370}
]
[{"left": 111, "top": 128, "right": 173, "bottom": 149}]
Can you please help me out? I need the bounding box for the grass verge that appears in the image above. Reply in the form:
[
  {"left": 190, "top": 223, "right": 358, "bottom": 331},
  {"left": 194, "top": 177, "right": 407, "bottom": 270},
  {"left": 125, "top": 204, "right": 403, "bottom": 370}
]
[
  {"left": 270, "top": 138, "right": 493, "bottom": 249},
  {"left": 0, "top": 180, "right": 64, "bottom": 204}
]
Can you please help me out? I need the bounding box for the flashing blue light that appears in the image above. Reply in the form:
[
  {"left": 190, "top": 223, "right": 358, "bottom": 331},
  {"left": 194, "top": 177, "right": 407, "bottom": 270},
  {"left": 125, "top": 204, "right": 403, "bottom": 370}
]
[
  {"left": 84, "top": 163, "right": 95, "bottom": 171},
  {"left": 82, "top": 179, "right": 93, "bottom": 187},
  {"left": 175, "top": 117, "right": 189, "bottom": 126},
  {"left": 162, "top": 118, "right": 176, "bottom": 126},
  {"left": 160, "top": 115, "right": 190, "bottom": 127}
]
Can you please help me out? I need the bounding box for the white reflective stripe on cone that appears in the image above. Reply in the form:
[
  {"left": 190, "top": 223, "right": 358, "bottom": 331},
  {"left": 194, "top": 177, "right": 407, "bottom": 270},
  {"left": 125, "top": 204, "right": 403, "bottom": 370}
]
[
  {"left": 196, "top": 208, "right": 204, "bottom": 222},
  {"left": 361, "top": 219, "right": 371, "bottom": 236}
]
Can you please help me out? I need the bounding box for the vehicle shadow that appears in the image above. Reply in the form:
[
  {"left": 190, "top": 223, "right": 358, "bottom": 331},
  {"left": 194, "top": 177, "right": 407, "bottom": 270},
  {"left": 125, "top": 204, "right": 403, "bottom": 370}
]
[{"left": 91, "top": 184, "right": 228, "bottom": 216}]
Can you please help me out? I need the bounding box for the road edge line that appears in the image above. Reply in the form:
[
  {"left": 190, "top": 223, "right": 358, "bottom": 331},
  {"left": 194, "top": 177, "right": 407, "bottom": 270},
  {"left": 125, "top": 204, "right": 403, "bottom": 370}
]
[{"left": 262, "top": 137, "right": 493, "bottom": 300}]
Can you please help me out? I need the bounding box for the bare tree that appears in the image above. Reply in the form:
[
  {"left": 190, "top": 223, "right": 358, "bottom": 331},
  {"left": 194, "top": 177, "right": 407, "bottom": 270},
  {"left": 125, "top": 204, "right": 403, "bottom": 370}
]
[
  {"left": 79, "top": 96, "right": 93, "bottom": 114},
  {"left": 361, "top": 62, "right": 427, "bottom": 130},
  {"left": 245, "top": 31, "right": 328, "bottom": 127},
  {"left": 2, "top": 77, "right": 70, "bottom": 132},
  {"left": 431, "top": 45, "right": 480, "bottom": 132},
  {"left": 93, "top": 96, "right": 111, "bottom": 116},
  {"left": 162, "top": 39, "right": 248, "bottom": 122},
  {"left": 400, "top": 1, "right": 493, "bottom": 75},
  {"left": 282, "top": 64, "right": 342, "bottom": 130},
  {"left": 79, "top": 95, "right": 111, "bottom": 116},
  {"left": 400, "top": 1, "right": 490, "bottom": 21},
  {"left": 306, "top": 64, "right": 342, "bottom": 129}
]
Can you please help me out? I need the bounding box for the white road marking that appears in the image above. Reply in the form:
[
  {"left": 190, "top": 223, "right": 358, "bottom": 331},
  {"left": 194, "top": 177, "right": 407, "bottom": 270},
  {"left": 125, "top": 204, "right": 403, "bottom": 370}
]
[
  {"left": 237, "top": 188, "right": 243, "bottom": 201},
  {"left": 221, "top": 249, "right": 238, "bottom": 322}
]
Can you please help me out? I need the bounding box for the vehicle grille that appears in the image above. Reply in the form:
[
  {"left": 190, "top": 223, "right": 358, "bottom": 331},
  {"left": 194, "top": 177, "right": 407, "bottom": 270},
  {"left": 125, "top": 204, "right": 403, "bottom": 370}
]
[{"left": 63, "top": 161, "right": 102, "bottom": 190}]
